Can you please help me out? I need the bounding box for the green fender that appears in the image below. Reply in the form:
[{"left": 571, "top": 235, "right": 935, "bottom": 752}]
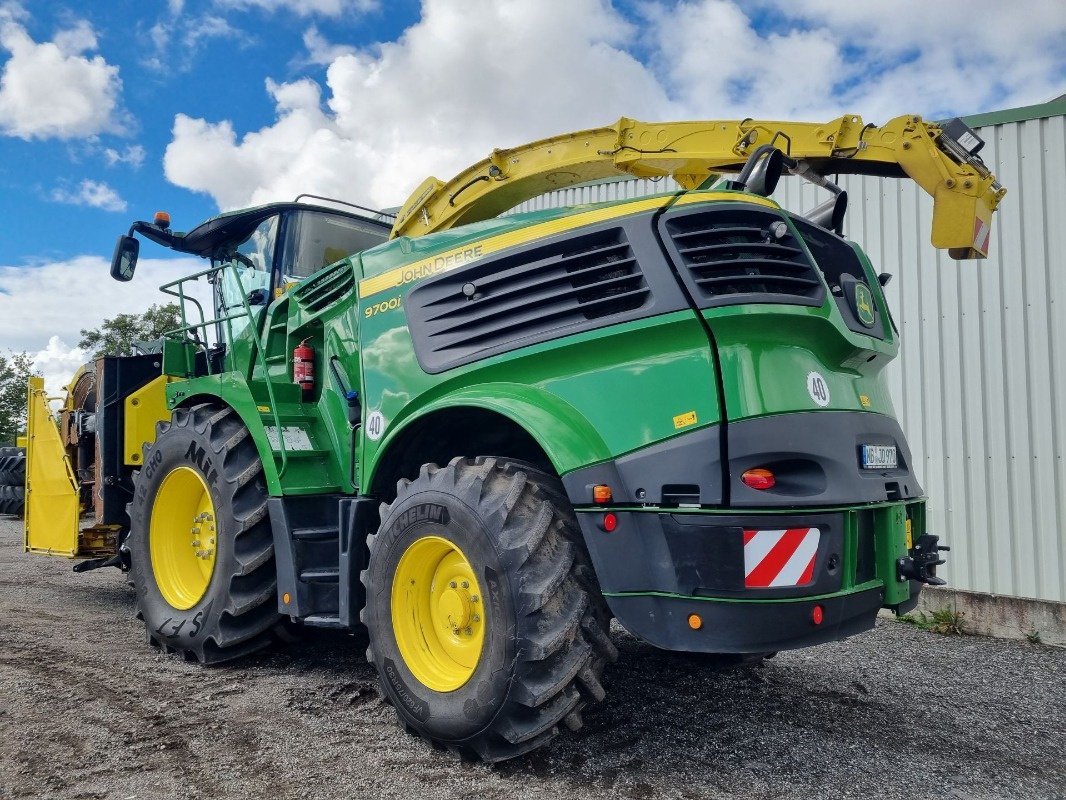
[
  {"left": 365, "top": 381, "right": 613, "bottom": 489},
  {"left": 167, "top": 374, "right": 287, "bottom": 496}
]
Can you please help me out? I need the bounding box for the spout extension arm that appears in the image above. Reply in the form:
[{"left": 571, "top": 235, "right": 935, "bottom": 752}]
[{"left": 391, "top": 114, "right": 1006, "bottom": 259}]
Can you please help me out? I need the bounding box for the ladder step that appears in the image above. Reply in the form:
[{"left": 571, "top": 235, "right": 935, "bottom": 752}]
[
  {"left": 292, "top": 526, "right": 338, "bottom": 541},
  {"left": 300, "top": 567, "right": 339, "bottom": 583},
  {"left": 302, "top": 614, "right": 346, "bottom": 629},
  {"left": 264, "top": 354, "right": 287, "bottom": 363}
]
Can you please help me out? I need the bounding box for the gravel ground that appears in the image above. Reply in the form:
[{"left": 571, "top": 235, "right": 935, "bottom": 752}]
[{"left": 0, "top": 516, "right": 1063, "bottom": 800}]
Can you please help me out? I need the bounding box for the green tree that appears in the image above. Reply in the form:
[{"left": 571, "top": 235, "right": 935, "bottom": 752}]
[
  {"left": 0, "top": 351, "right": 38, "bottom": 445},
  {"left": 78, "top": 303, "right": 182, "bottom": 358}
]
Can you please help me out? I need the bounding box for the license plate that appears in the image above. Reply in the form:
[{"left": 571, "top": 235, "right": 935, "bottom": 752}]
[{"left": 861, "top": 444, "right": 897, "bottom": 469}]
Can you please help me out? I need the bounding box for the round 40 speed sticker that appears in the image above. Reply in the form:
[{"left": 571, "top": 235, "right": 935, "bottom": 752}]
[
  {"left": 365, "top": 410, "right": 386, "bottom": 441},
  {"left": 806, "top": 371, "right": 831, "bottom": 407}
]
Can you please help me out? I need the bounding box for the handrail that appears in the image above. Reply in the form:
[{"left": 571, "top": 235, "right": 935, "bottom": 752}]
[{"left": 157, "top": 262, "right": 291, "bottom": 477}]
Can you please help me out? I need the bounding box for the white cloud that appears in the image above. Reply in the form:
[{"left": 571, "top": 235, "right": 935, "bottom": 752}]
[
  {"left": 164, "top": 0, "right": 672, "bottom": 210},
  {"left": 216, "top": 0, "right": 378, "bottom": 17},
  {"left": 162, "top": 0, "right": 1065, "bottom": 215},
  {"left": 648, "top": 0, "right": 1066, "bottom": 121},
  {"left": 0, "top": 256, "right": 208, "bottom": 356},
  {"left": 50, "top": 179, "right": 128, "bottom": 212},
  {"left": 104, "top": 144, "right": 146, "bottom": 169},
  {"left": 31, "top": 336, "right": 88, "bottom": 397},
  {"left": 0, "top": 16, "right": 123, "bottom": 140},
  {"left": 301, "top": 24, "right": 356, "bottom": 66},
  {"left": 145, "top": 11, "right": 250, "bottom": 72}
]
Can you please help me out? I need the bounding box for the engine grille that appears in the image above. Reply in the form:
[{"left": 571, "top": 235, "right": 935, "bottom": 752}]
[
  {"left": 406, "top": 226, "right": 651, "bottom": 373},
  {"left": 292, "top": 262, "right": 355, "bottom": 314},
  {"left": 662, "top": 206, "right": 824, "bottom": 307}
]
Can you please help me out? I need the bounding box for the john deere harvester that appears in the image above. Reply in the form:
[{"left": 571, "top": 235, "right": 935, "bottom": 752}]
[{"left": 23, "top": 114, "right": 1004, "bottom": 760}]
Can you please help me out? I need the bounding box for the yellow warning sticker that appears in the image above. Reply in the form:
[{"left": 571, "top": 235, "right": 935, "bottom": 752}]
[
  {"left": 905, "top": 519, "right": 913, "bottom": 549},
  {"left": 257, "top": 405, "right": 271, "bottom": 413},
  {"left": 859, "top": 394, "right": 872, "bottom": 408},
  {"left": 673, "top": 410, "right": 698, "bottom": 430}
]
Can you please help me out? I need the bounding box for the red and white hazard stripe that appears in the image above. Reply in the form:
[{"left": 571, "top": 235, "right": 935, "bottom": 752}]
[
  {"left": 973, "top": 216, "right": 991, "bottom": 255},
  {"left": 743, "top": 528, "right": 820, "bottom": 588}
]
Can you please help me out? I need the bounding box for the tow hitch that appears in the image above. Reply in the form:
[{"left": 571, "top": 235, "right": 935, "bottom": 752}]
[{"left": 897, "top": 534, "right": 949, "bottom": 585}]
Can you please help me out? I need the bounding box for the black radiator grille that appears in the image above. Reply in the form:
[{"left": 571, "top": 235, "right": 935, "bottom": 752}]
[
  {"left": 663, "top": 207, "right": 824, "bottom": 306},
  {"left": 406, "top": 227, "right": 650, "bottom": 372},
  {"left": 291, "top": 262, "right": 355, "bottom": 314}
]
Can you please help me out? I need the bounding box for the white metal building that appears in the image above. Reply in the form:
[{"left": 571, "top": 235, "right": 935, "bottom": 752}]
[{"left": 511, "top": 100, "right": 1066, "bottom": 604}]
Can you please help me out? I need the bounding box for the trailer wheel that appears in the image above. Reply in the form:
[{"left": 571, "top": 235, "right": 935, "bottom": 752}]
[
  {"left": 361, "top": 456, "right": 616, "bottom": 762},
  {"left": 127, "top": 403, "right": 283, "bottom": 663}
]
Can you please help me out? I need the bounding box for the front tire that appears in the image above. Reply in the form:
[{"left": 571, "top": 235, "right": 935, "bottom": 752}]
[
  {"left": 128, "top": 403, "right": 283, "bottom": 663},
  {"left": 361, "top": 456, "right": 616, "bottom": 761}
]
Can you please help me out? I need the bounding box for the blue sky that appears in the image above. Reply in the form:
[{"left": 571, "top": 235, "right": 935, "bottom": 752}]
[{"left": 0, "top": 0, "right": 1063, "bottom": 389}]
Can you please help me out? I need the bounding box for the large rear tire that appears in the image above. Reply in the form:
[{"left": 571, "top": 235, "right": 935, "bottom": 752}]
[
  {"left": 361, "top": 456, "right": 616, "bottom": 761},
  {"left": 127, "top": 403, "right": 284, "bottom": 663}
]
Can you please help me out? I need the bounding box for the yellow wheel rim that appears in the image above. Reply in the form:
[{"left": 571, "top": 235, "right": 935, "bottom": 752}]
[
  {"left": 391, "top": 536, "right": 486, "bottom": 692},
  {"left": 149, "top": 466, "right": 218, "bottom": 610}
]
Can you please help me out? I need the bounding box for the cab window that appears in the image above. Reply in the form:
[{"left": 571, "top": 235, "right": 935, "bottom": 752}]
[
  {"left": 218, "top": 214, "right": 279, "bottom": 340},
  {"left": 279, "top": 211, "right": 389, "bottom": 282}
]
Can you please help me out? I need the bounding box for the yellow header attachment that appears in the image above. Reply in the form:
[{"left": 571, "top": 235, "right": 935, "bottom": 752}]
[{"left": 392, "top": 115, "right": 1006, "bottom": 259}]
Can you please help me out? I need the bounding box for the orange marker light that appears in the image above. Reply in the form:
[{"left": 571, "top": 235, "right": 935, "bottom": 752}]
[
  {"left": 687, "top": 613, "right": 703, "bottom": 630},
  {"left": 154, "top": 210, "right": 171, "bottom": 228},
  {"left": 741, "top": 468, "right": 776, "bottom": 490},
  {"left": 811, "top": 604, "right": 824, "bottom": 625},
  {"left": 282, "top": 592, "right": 291, "bottom": 604},
  {"left": 593, "top": 484, "right": 613, "bottom": 504}
]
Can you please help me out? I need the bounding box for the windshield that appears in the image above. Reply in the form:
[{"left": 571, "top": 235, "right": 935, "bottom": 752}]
[{"left": 280, "top": 211, "right": 389, "bottom": 280}]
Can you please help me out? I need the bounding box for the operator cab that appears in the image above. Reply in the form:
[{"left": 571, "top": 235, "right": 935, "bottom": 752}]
[{"left": 110, "top": 198, "right": 393, "bottom": 346}]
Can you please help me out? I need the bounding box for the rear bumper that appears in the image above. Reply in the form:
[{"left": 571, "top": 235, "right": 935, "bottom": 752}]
[
  {"left": 576, "top": 503, "right": 927, "bottom": 653},
  {"left": 606, "top": 586, "right": 885, "bottom": 653}
]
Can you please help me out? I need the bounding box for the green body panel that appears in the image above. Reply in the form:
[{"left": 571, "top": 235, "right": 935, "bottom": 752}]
[
  {"left": 358, "top": 309, "right": 720, "bottom": 482},
  {"left": 703, "top": 235, "right": 898, "bottom": 422}
]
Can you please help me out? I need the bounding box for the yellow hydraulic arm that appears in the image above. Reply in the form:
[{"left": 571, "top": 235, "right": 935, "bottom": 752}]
[{"left": 392, "top": 114, "right": 1006, "bottom": 259}]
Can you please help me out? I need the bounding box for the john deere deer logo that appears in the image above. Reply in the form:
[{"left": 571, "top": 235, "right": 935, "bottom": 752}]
[{"left": 854, "top": 283, "right": 875, "bottom": 327}]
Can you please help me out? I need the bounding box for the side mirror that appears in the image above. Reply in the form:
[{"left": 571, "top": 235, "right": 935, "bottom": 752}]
[{"left": 110, "top": 235, "right": 139, "bottom": 282}]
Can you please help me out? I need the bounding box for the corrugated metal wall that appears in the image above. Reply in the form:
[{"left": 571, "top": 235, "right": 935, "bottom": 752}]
[{"left": 511, "top": 115, "right": 1066, "bottom": 602}]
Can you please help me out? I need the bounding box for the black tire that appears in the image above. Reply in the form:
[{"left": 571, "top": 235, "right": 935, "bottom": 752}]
[
  {"left": 0, "top": 485, "right": 24, "bottom": 516},
  {"left": 0, "top": 448, "right": 25, "bottom": 486},
  {"left": 128, "top": 403, "right": 284, "bottom": 663},
  {"left": 361, "top": 456, "right": 617, "bottom": 762}
]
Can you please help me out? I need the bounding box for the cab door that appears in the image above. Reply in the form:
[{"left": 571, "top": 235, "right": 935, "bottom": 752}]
[{"left": 216, "top": 214, "right": 280, "bottom": 353}]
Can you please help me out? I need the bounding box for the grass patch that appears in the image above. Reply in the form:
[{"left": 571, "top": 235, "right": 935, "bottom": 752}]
[{"left": 898, "top": 608, "right": 966, "bottom": 635}]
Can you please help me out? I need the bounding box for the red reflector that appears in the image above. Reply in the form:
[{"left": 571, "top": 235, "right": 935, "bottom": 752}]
[
  {"left": 602, "top": 512, "right": 618, "bottom": 532},
  {"left": 741, "top": 468, "right": 776, "bottom": 490},
  {"left": 811, "top": 604, "right": 824, "bottom": 625}
]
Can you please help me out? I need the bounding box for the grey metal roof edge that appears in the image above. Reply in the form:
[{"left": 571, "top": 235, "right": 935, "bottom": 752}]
[{"left": 962, "top": 97, "right": 1066, "bottom": 128}]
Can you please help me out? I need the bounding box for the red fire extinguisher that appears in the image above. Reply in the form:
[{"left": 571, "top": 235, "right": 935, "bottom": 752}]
[{"left": 293, "top": 338, "right": 314, "bottom": 400}]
